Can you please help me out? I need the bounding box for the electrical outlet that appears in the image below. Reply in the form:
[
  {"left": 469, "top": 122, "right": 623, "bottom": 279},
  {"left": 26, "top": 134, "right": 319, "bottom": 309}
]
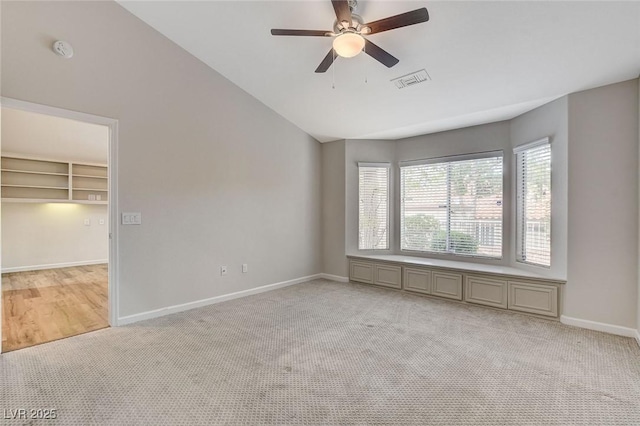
[
  {"left": 242, "top": 264, "right": 248, "bottom": 273},
  {"left": 220, "top": 266, "right": 227, "bottom": 276},
  {"left": 99, "top": 219, "right": 105, "bottom": 225},
  {"left": 84, "top": 218, "right": 91, "bottom": 226}
]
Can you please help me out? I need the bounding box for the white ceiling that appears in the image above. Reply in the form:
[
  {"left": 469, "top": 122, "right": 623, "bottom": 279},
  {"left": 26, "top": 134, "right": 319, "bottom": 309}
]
[
  {"left": 1, "top": 107, "right": 109, "bottom": 164},
  {"left": 119, "top": 1, "right": 640, "bottom": 142}
]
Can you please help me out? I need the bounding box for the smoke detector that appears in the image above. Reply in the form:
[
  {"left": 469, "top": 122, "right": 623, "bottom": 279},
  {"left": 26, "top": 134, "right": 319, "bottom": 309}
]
[{"left": 52, "top": 41, "right": 74, "bottom": 59}]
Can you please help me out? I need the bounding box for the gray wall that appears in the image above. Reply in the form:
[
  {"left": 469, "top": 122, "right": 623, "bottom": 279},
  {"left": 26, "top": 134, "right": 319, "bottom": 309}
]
[
  {"left": 322, "top": 140, "right": 347, "bottom": 277},
  {"left": 566, "top": 79, "right": 639, "bottom": 329},
  {"left": 1, "top": 1, "right": 322, "bottom": 318},
  {"left": 510, "top": 97, "right": 568, "bottom": 280}
]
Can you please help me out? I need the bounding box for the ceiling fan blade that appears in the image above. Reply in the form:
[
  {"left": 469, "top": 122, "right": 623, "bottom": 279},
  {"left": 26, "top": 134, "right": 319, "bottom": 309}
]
[
  {"left": 364, "top": 39, "right": 399, "bottom": 68},
  {"left": 271, "top": 29, "right": 332, "bottom": 37},
  {"left": 365, "top": 8, "right": 429, "bottom": 35},
  {"left": 331, "top": 0, "right": 352, "bottom": 25},
  {"left": 315, "top": 49, "right": 336, "bottom": 73}
]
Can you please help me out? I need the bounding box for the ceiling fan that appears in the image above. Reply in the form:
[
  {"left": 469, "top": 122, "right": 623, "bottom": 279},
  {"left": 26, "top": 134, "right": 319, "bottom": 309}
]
[{"left": 271, "top": 0, "right": 429, "bottom": 73}]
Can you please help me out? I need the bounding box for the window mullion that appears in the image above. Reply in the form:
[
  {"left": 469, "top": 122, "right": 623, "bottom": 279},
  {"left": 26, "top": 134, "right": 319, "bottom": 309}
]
[{"left": 446, "top": 163, "right": 452, "bottom": 253}]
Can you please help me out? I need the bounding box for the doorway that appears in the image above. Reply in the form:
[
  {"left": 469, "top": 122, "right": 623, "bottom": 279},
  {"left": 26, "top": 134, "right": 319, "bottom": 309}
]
[{"left": 0, "top": 99, "right": 118, "bottom": 352}]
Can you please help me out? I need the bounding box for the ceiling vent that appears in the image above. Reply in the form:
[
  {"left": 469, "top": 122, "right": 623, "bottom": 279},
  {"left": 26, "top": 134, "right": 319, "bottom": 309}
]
[{"left": 391, "top": 69, "right": 431, "bottom": 89}]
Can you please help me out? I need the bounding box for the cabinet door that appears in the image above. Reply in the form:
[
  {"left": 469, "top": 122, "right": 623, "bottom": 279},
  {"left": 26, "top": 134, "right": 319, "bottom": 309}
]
[
  {"left": 508, "top": 281, "right": 558, "bottom": 317},
  {"left": 350, "top": 261, "right": 373, "bottom": 284},
  {"left": 403, "top": 267, "right": 431, "bottom": 294},
  {"left": 374, "top": 264, "right": 402, "bottom": 289},
  {"left": 431, "top": 271, "right": 463, "bottom": 300},
  {"left": 465, "top": 275, "right": 508, "bottom": 308}
]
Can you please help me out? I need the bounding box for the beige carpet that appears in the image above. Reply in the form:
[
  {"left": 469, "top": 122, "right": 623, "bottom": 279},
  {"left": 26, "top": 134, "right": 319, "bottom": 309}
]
[{"left": 1, "top": 279, "right": 639, "bottom": 425}]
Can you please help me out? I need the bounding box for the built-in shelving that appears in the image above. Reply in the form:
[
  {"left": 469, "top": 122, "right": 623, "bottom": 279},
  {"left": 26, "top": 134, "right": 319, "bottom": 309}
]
[
  {"left": 1, "top": 155, "right": 108, "bottom": 204},
  {"left": 71, "top": 163, "right": 108, "bottom": 203}
]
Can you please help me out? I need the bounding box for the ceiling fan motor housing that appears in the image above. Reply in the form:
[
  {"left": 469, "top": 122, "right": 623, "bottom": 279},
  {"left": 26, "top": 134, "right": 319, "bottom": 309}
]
[{"left": 334, "top": 13, "right": 365, "bottom": 33}]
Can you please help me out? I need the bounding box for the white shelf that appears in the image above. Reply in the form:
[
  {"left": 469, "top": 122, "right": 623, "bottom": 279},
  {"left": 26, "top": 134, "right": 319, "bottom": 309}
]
[
  {"left": 1, "top": 169, "right": 69, "bottom": 176},
  {"left": 1, "top": 198, "right": 107, "bottom": 205},
  {"left": 73, "top": 188, "right": 108, "bottom": 191},
  {"left": 72, "top": 174, "right": 108, "bottom": 179},
  {"left": 1, "top": 184, "right": 68, "bottom": 190}
]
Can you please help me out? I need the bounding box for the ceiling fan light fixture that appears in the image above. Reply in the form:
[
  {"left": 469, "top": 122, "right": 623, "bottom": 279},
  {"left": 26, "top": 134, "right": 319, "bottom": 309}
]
[{"left": 332, "top": 33, "right": 365, "bottom": 58}]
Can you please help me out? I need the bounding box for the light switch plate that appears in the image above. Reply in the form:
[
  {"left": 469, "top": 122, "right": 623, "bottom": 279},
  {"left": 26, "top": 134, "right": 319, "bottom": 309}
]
[{"left": 122, "top": 212, "right": 142, "bottom": 225}]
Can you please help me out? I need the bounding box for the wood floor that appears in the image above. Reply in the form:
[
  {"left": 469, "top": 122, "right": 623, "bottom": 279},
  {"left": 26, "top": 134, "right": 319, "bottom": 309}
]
[{"left": 2, "top": 264, "right": 108, "bottom": 352}]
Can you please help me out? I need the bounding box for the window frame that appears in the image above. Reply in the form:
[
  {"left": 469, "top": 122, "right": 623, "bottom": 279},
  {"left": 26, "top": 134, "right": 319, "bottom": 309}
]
[
  {"left": 357, "top": 162, "right": 391, "bottom": 251},
  {"left": 514, "top": 137, "right": 552, "bottom": 268},
  {"left": 399, "top": 150, "right": 504, "bottom": 259}
]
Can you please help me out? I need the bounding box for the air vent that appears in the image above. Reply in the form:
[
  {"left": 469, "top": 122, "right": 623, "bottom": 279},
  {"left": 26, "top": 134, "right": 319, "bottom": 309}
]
[{"left": 391, "top": 69, "right": 431, "bottom": 89}]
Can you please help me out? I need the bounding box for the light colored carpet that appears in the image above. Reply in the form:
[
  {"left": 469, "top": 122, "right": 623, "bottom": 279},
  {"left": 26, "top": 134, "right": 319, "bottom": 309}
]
[{"left": 1, "top": 279, "right": 639, "bottom": 425}]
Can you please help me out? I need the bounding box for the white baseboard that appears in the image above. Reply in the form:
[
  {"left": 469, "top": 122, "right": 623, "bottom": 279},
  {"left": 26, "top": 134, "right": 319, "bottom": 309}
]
[
  {"left": 319, "top": 273, "right": 349, "bottom": 283},
  {"left": 117, "top": 273, "right": 323, "bottom": 326},
  {"left": 560, "top": 315, "right": 638, "bottom": 338},
  {"left": 636, "top": 329, "right": 640, "bottom": 348},
  {"left": 2, "top": 259, "right": 108, "bottom": 273}
]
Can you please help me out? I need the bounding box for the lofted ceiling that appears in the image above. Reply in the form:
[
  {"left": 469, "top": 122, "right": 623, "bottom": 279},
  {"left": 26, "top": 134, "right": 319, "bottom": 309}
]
[{"left": 118, "top": 1, "right": 640, "bottom": 142}]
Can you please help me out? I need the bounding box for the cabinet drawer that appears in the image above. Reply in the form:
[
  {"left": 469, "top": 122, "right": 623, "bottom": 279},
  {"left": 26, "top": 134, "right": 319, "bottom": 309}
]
[
  {"left": 403, "top": 267, "right": 431, "bottom": 294},
  {"left": 508, "top": 281, "right": 558, "bottom": 317},
  {"left": 465, "top": 275, "right": 508, "bottom": 309},
  {"left": 374, "top": 264, "right": 402, "bottom": 289},
  {"left": 431, "top": 271, "right": 463, "bottom": 300},
  {"left": 350, "top": 261, "right": 373, "bottom": 284}
]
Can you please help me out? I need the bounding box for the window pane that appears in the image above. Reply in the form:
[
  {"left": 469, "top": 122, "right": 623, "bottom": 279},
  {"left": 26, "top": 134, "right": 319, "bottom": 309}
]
[
  {"left": 517, "top": 144, "right": 551, "bottom": 266},
  {"left": 449, "top": 157, "right": 503, "bottom": 257},
  {"left": 401, "top": 163, "right": 447, "bottom": 252},
  {"left": 401, "top": 155, "right": 503, "bottom": 258},
  {"left": 359, "top": 166, "right": 389, "bottom": 250}
]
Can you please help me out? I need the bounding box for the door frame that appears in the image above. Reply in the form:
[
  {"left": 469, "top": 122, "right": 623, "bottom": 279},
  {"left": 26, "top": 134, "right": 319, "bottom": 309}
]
[{"left": 0, "top": 97, "right": 120, "bottom": 353}]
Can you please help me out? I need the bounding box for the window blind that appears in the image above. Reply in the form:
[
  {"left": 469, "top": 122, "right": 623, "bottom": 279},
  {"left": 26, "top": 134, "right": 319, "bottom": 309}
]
[
  {"left": 516, "top": 142, "right": 551, "bottom": 266},
  {"left": 358, "top": 164, "right": 389, "bottom": 250},
  {"left": 401, "top": 155, "right": 503, "bottom": 258}
]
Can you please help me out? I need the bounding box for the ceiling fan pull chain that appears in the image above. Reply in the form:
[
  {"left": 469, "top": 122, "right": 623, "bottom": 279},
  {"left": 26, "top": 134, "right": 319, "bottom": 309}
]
[
  {"left": 332, "top": 49, "right": 336, "bottom": 89},
  {"left": 364, "top": 43, "right": 368, "bottom": 84}
]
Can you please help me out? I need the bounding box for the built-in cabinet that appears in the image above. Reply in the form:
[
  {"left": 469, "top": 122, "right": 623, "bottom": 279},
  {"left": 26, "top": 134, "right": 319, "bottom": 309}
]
[
  {"left": 1, "top": 156, "right": 108, "bottom": 204},
  {"left": 373, "top": 264, "right": 402, "bottom": 289},
  {"left": 465, "top": 275, "right": 508, "bottom": 309},
  {"left": 348, "top": 256, "right": 564, "bottom": 319},
  {"left": 403, "top": 267, "right": 431, "bottom": 294},
  {"left": 431, "top": 271, "right": 463, "bottom": 300}
]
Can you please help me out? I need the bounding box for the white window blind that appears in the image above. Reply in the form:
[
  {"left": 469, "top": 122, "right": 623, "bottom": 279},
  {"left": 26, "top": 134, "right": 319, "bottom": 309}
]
[
  {"left": 359, "top": 164, "right": 390, "bottom": 250},
  {"left": 516, "top": 141, "right": 551, "bottom": 267},
  {"left": 400, "top": 154, "right": 503, "bottom": 258}
]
